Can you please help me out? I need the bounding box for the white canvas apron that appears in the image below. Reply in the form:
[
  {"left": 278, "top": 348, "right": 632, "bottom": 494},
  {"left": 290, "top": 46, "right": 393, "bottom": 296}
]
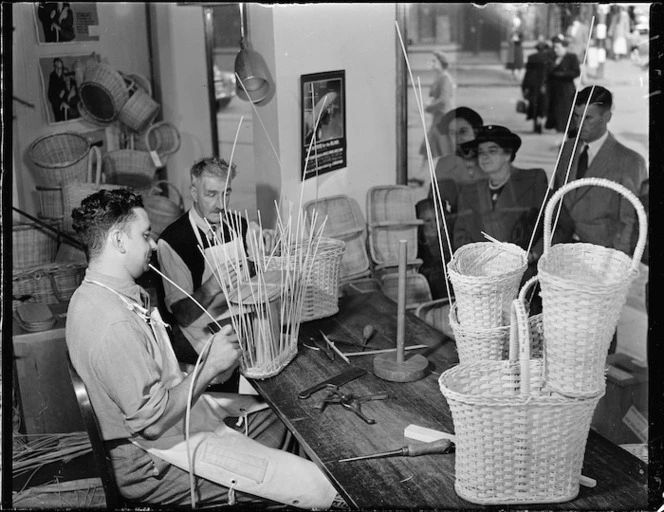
[{"left": 88, "top": 280, "right": 337, "bottom": 509}]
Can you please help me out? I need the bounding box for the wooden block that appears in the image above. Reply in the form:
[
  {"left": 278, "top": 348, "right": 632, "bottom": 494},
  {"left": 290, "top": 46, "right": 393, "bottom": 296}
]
[
  {"left": 373, "top": 352, "right": 428, "bottom": 382},
  {"left": 404, "top": 424, "right": 456, "bottom": 443}
]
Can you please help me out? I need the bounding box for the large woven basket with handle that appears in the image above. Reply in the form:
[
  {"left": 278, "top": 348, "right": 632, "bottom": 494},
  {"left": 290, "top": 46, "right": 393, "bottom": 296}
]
[
  {"left": 12, "top": 262, "right": 86, "bottom": 311},
  {"left": 29, "top": 132, "right": 94, "bottom": 187},
  {"left": 537, "top": 177, "right": 647, "bottom": 397},
  {"left": 447, "top": 242, "right": 527, "bottom": 330},
  {"left": 438, "top": 292, "right": 604, "bottom": 505},
  {"left": 118, "top": 87, "right": 160, "bottom": 133}
]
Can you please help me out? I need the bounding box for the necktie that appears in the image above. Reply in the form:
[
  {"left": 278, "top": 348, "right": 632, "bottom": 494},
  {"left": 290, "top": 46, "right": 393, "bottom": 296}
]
[{"left": 577, "top": 144, "right": 589, "bottom": 179}]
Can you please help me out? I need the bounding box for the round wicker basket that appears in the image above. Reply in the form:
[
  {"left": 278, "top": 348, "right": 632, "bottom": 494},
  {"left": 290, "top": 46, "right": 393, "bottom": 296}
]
[
  {"left": 29, "top": 133, "right": 92, "bottom": 187},
  {"left": 79, "top": 63, "right": 129, "bottom": 123}
]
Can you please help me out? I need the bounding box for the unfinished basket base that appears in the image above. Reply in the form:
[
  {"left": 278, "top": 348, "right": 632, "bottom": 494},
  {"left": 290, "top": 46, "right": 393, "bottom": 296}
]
[
  {"left": 373, "top": 352, "right": 428, "bottom": 382},
  {"left": 241, "top": 346, "right": 298, "bottom": 380}
]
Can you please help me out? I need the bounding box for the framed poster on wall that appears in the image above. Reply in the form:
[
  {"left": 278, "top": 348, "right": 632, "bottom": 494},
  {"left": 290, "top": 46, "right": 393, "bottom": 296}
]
[
  {"left": 38, "top": 54, "right": 85, "bottom": 124},
  {"left": 300, "top": 70, "right": 347, "bottom": 181},
  {"left": 33, "top": 2, "right": 100, "bottom": 44}
]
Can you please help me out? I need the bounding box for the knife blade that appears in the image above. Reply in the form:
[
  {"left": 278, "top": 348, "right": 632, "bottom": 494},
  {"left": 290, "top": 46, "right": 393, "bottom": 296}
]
[
  {"left": 298, "top": 367, "right": 367, "bottom": 399},
  {"left": 325, "top": 337, "right": 380, "bottom": 350}
]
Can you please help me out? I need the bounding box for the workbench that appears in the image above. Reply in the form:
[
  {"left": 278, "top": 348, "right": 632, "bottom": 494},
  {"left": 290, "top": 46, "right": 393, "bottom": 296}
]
[{"left": 247, "top": 291, "right": 648, "bottom": 510}]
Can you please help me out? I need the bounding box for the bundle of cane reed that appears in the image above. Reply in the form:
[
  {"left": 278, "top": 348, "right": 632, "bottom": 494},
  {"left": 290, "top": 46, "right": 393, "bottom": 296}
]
[{"left": 203, "top": 203, "right": 327, "bottom": 379}]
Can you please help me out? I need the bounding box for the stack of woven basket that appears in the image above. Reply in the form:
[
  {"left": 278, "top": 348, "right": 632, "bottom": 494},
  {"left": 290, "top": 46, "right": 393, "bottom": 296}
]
[{"left": 437, "top": 177, "right": 648, "bottom": 506}]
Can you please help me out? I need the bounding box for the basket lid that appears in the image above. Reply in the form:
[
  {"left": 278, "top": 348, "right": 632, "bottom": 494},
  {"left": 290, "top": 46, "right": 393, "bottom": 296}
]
[{"left": 15, "top": 303, "right": 56, "bottom": 332}]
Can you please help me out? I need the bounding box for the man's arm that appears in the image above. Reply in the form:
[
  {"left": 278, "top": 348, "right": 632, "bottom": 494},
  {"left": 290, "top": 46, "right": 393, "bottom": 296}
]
[{"left": 141, "top": 325, "right": 240, "bottom": 439}]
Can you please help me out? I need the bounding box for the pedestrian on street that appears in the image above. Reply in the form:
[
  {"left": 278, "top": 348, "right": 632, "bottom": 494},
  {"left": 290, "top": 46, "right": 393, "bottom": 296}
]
[
  {"left": 522, "top": 40, "right": 554, "bottom": 134},
  {"left": 417, "top": 50, "right": 456, "bottom": 181},
  {"left": 545, "top": 36, "right": 580, "bottom": 133},
  {"left": 506, "top": 16, "right": 525, "bottom": 81},
  {"left": 608, "top": 6, "right": 631, "bottom": 61}
]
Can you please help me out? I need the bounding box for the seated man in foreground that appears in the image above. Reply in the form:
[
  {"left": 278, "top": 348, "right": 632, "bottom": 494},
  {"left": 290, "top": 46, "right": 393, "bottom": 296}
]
[{"left": 66, "top": 188, "right": 338, "bottom": 508}]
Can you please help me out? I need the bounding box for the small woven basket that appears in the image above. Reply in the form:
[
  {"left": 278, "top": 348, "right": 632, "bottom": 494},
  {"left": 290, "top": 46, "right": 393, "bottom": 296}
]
[
  {"left": 449, "top": 278, "right": 543, "bottom": 364},
  {"left": 103, "top": 149, "right": 158, "bottom": 189},
  {"left": 118, "top": 88, "right": 160, "bottom": 132},
  {"left": 538, "top": 177, "right": 647, "bottom": 397},
  {"left": 12, "top": 262, "right": 86, "bottom": 311},
  {"left": 12, "top": 222, "right": 59, "bottom": 269},
  {"left": 448, "top": 242, "right": 527, "bottom": 329},
  {"left": 79, "top": 62, "right": 129, "bottom": 124},
  {"left": 143, "top": 181, "right": 184, "bottom": 239},
  {"left": 29, "top": 132, "right": 93, "bottom": 187},
  {"left": 265, "top": 237, "right": 345, "bottom": 321},
  {"left": 438, "top": 297, "right": 604, "bottom": 505}
]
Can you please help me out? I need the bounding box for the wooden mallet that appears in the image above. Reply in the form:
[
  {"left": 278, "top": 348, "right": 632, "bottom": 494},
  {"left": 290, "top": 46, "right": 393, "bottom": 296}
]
[{"left": 373, "top": 240, "right": 429, "bottom": 382}]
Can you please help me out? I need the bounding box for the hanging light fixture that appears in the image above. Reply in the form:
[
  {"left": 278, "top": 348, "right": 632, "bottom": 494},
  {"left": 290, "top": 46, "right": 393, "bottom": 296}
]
[{"left": 235, "top": 3, "right": 274, "bottom": 104}]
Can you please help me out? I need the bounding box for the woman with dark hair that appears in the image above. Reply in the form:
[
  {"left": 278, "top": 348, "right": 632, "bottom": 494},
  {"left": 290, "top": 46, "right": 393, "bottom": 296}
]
[
  {"left": 453, "top": 125, "right": 571, "bottom": 281},
  {"left": 545, "top": 36, "right": 580, "bottom": 133},
  {"left": 419, "top": 107, "right": 485, "bottom": 263}
]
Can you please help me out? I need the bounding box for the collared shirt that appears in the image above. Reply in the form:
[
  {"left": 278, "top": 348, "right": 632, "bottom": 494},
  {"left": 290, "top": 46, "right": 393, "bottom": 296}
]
[
  {"left": 66, "top": 269, "right": 170, "bottom": 441},
  {"left": 584, "top": 130, "right": 609, "bottom": 167}
]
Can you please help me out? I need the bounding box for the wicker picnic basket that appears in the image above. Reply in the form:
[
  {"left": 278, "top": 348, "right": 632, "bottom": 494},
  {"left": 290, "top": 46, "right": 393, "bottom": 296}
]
[
  {"left": 131, "top": 121, "right": 181, "bottom": 164},
  {"left": 143, "top": 181, "right": 184, "bottom": 240},
  {"left": 103, "top": 149, "right": 158, "bottom": 191},
  {"left": 438, "top": 295, "right": 604, "bottom": 505},
  {"left": 79, "top": 62, "right": 129, "bottom": 124},
  {"left": 12, "top": 262, "right": 86, "bottom": 311},
  {"left": 29, "top": 133, "right": 95, "bottom": 187},
  {"left": 118, "top": 88, "right": 160, "bottom": 133},
  {"left": 265, "top": 237, "right": 345, "bottom": 321},
  {"left": 537, "top": 177, "right": 647, "bottom": 397},
  {"left": 447, "top": 242, "right": 527, "bottom": 330},
  {"left": 12, "top": 222, "right": 59, "bottom": 269},
  {"left": 449, "top": 277, "right": 543, "bottom": 364}
]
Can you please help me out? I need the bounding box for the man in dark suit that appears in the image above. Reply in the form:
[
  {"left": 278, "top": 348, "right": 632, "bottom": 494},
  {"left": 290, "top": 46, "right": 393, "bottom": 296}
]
[{"left": 552, "top": 85, "right": 647, "bottom": 257}]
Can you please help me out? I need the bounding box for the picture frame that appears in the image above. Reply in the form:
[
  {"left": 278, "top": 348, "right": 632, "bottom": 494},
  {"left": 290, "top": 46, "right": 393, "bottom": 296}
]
[
  {"left": 300, "top": 70, "right": 347, "bottom": 180},
  {"left": 33, "top": 2, "right": 100, "bottom": 44},
  {"left": 38, "top": 54, "right": 86, "bottom": 125}
]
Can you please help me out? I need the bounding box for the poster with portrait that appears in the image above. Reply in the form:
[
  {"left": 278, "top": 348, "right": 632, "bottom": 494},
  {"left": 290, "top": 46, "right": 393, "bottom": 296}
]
[
  {"left": 301, "top": 70, "right": 347, "bottom": 180},
  {"left": 38, "top": 54, "right": 85, "bottom": 124},
  {"left": 33, "top": 2, "right": 100, "bottom": 44}
]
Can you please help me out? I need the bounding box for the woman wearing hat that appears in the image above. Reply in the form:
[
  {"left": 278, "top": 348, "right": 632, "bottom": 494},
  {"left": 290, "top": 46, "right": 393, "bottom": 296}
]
[
  {"left": 545, "top": 36, "right": 580, "bottom": 133},
  {"left": 419, "top": 107, "right": 486, "bottom": 264},
  {"left": 416, "top": 50, "right": 456, "bottom": 180},
  {"left": 521, "top": 40, "right": 554, "bottom": 133},
  {"left": 453, "top": 125, "right": 570, "bottom": 275}
]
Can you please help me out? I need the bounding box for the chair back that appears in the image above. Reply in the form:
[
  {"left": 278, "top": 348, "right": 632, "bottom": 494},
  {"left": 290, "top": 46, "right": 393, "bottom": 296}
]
[{"left": 66, "top": 355, "right": 125, "bottom": 509}]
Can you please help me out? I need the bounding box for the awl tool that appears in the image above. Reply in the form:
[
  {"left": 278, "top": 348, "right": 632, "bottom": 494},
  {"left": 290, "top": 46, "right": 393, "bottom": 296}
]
[
  {"left": 298, "top": 366, "right": 366, "bottom": 399},
  {"left": 338, "top": 438, "right": 453, "bottom": 462}
]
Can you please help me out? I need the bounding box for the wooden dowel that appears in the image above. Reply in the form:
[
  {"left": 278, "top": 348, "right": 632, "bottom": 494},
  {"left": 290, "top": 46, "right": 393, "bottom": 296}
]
[
  {"left": 396, "top": 240, "right": 407, "bottom": 364},
  {"left": 345, "top": 345, "right": 428, "bottom": 357}
]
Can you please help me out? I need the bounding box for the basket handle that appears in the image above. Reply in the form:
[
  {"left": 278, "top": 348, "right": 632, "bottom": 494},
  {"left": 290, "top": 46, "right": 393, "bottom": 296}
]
[
  {"left": 150, "top": 180, "right": 184, "bottom": 208},
  {"left": 87, "top": 145, "right": 102, "bottom": 185},
  {"left": 508, "top": 296, "right": 532, "bottom": 398},
  {"left": 543, "top": 177, "right": 647, "bottom": 272},
  {"left": 47, "top": 272, "right": 64, "bottom": 303}
]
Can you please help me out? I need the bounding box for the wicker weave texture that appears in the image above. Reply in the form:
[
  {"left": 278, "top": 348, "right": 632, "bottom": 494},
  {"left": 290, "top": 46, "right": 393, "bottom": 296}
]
[
  {"left": 414, "top": 299, "right": 454, "bottom": 339},
  {"left": 36, "top": 186, "right": 64, "bottom": 219},
  {"left": 266, "top": 237, "right": 345, "bottom": 322},
  {"left": 369, "top": 225, "right": 421, "bottom": 267},
  {"left": 367, "top": 185, "right": 419, "bottom": 224},
  {"left": 538, "top": 177, "right": 647, "bottom": 397},
  {"left": 438, "top": 299, "right": 603, "bottom": 505},
  {"left": 29, "top": 133, "right": 92, "bottom": 186},
  {"left": 450, "top": 303, "right": 543, "bottom": 363},
  {"left": 12, "top": 263, "right": 86, "bottom": 310},
  {"left": 538, "top": 244, "right": 638, "bottom": 396},
  {"left": 13, "top": 223, "right": 59, "bottom": 269},
  {"left": 118, "top": 88, "right": 160, "bottom": 132},
  {"left": 304, "top": 195, "right": 370, "bottom": 279},
  {"left": 448, "top": 242, "right": 527, "bottom": 329},
  {"left": 103, "top": 149, "right": 158, "bottom": 186},
  {"left": 79, "top": 63, "right": 129, "bottom": 123}
]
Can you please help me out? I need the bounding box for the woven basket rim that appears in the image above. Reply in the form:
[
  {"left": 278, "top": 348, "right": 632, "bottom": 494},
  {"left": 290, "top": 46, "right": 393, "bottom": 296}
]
[
  {"left": 449, "top": 302, "right": 542, "bottom": 335},
  {"left": 449, "top": 244, "right": 527, "bottom": 282},
  {"left": 438, "top": 362, "right": 605, "bottom": 405},
  {"left": 29, "top": 133, "right": 90, "bottom": 168}
]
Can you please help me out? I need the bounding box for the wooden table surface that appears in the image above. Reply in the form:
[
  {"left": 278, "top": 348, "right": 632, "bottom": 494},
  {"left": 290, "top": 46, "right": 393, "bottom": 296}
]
[{"left": 248, "top": 291, "right": 648, "bottom": 510}]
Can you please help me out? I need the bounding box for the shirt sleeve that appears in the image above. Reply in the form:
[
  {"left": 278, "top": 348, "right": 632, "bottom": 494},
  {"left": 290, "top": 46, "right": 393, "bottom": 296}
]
[
  {"left": 614, "top": 154, "right": 647, "bottom": 256},
  {"left": 157, "top": 238, "right": 194, "bottom": 310},
  {"left": 90, "top": 320, "right": 168, "bottom": 436}
]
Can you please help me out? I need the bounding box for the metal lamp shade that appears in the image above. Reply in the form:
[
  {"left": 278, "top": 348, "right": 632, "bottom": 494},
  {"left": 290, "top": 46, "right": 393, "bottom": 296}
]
[{"left": 235, "top": 47, "right": 272, "bottom": 104}]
